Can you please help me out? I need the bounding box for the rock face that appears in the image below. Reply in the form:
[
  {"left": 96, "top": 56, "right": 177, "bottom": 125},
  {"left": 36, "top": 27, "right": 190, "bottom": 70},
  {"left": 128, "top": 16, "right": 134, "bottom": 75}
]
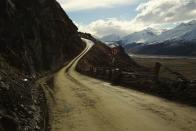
[
  {"left": 0, "top": 0, "right": 85, "bottom": 74},
  {"left": 0, "top": 0, "right": 84, "bottom": 130}
]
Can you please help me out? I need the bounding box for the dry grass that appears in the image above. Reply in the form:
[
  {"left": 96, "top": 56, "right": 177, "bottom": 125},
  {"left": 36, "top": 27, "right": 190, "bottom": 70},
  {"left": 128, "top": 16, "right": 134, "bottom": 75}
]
[{"left": 133, "top": 58, "right": 196, "bottom": 80}]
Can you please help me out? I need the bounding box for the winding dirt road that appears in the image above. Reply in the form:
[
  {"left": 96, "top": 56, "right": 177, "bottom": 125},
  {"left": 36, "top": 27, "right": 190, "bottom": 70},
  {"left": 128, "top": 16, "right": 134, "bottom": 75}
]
[{"left": 46, "top": 38, "right": 196, "bottom": 131}]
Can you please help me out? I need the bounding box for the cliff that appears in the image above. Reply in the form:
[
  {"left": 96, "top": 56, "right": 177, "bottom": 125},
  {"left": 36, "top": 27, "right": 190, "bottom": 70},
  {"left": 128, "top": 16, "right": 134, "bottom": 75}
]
[
  {"left": 0, "top": 0, "right": 85, "bottom": 74},
  {"left": 0, "top": 0, "right": 84, "bottom": 130}
]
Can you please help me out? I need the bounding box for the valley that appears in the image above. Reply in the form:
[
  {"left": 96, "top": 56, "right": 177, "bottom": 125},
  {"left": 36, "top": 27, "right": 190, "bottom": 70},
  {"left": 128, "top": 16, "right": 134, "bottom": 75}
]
[{"left": 132, "top": 56, "right": 196, "bottom": 80}]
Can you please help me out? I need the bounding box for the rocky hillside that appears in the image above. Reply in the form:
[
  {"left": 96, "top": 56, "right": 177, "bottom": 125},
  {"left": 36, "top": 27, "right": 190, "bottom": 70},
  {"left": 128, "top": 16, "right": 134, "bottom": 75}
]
[
  {"left": 0, "top": 0, "right": 84, "bottom": 130},
  {"left": 77, "top": 33, "right": 143, "bottom": 72},
  {"left": 0, "top": 0, "right": 85, "bottom": 74}
]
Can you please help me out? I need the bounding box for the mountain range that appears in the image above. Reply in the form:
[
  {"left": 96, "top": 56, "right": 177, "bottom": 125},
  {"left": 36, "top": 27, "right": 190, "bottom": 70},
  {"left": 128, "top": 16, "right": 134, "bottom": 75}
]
[{"left": 101, "top": 20, "right": 196, "bottom": 56}]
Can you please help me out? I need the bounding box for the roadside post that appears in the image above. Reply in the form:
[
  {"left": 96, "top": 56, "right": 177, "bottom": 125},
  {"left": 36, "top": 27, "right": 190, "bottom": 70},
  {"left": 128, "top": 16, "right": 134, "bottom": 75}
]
[
  {"left": 111, "top": 47, "right": 118, "bottom": 67},
  {"left": 154, "top": 62, "right": 162, "bottom": 82},
  {"left": 111, "top": 46, "right": 120, "bottom": 83}
]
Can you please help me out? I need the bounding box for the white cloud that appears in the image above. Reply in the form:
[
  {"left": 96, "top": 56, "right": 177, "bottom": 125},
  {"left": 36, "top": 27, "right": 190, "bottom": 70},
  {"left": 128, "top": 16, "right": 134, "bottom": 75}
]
[
  {"left": 135, "top": 0, "right": 196, "bottom": 24},
  {"left": 71, "top": 0, "right": 196, "bottom": 37},
  {"left": 76, "top": 18, "right": 145, "bottom": 37},
  {"left": 57, "top": 0, "right": 138, "bottom": 12}
]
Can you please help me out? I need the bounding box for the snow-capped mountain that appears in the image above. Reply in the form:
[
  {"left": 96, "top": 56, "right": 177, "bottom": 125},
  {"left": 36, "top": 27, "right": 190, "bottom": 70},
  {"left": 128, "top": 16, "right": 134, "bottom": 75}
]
[
  {"left": 121, "top": 20, "right": 196, "bottom": 56},
  {"left": 100, "top": 20, "right": 196, "bottom": 56},
  {"left": 101, "top": 34, "right": 121, "bottom": 42},
  {"left": 150, "top": 20, "right": 196, "bottom": 43},
  {"left": 181, "top": 26, "right": 196, "bottom": 41},
  {"left": 119, "top": 20, "right": 196, "bottom": 45},
  {"left": 120, "top": 28, "right": 159, "bottom": 46},
  {"left": 101, "top": 20, "right": 196, "bottom": 45}
]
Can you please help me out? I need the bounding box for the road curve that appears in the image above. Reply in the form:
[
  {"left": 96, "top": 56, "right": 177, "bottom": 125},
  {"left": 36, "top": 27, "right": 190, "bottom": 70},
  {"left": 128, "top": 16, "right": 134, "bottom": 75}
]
[{"left": 47, "top": 38, "right": 196, "bottom": 131}]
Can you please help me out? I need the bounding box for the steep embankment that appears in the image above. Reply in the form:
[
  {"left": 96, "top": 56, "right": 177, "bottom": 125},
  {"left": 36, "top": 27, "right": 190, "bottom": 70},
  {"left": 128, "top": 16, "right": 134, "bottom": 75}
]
[
  {"left": 77, "top": 33, "right": 142, "bottom": 72},
  {"left": 0, "top": 0, "right": 84, "bottom": 130},
  {"left": 0, "top": 0, "right": 85, "bottom": 73}
]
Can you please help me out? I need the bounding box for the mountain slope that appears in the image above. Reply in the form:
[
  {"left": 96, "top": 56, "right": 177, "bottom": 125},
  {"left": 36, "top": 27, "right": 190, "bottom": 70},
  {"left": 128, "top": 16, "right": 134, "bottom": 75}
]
[
  {"left": 0, "top": 0, "right": 85, "bottom": 74},
  {"left": 0, "top": 0, "right": 84, "bottom": 130},
  {"left": 121, "top": 20, "right": 196, "bottom": 56},
  {"left": 78, "top": 33, "right": 142, "bottom": 73},
  {"left": 128, "top": 40, "right": 196, "bottom": 56},
  {"left": 120, "top": 28, "right": 158, "bottom": 46},
  {"left": 150, "top": 20, "right": 196, "bottom": 43}
]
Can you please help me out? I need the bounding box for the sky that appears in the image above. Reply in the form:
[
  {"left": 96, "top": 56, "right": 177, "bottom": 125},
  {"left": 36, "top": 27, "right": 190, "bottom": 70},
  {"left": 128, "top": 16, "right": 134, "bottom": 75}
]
[{"left": 57, "top": 0, "right": 196, "bottom": 38}]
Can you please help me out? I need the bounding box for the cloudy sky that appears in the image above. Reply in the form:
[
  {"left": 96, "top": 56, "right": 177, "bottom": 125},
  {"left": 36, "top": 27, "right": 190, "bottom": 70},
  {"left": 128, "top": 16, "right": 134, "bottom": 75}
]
[{"left": 57, "top": 0, "right": 196, "bottom": 37}]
